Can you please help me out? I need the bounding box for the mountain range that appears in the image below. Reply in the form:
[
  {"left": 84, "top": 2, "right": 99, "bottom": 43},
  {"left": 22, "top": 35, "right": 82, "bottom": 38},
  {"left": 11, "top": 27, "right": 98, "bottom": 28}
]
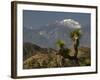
[{"left": 23, "top": 19, "right": 90, "bottom": 48}]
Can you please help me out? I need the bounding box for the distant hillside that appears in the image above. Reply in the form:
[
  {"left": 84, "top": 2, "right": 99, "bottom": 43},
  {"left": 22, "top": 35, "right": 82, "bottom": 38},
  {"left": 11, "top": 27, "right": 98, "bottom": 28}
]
[
  {"left": 23, "top": 42, "right": 91, "bottom": 69},
  {"left": 23, "top": 42, "right": 57, "bottom": 60},
  {"left": 24, "top": 19, "right": 90, "bottom": 48}
]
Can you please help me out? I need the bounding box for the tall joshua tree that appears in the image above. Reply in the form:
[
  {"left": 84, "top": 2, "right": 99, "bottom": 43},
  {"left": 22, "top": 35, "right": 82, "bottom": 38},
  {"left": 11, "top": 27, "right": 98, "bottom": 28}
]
[{"left": 70, "top": 28, "right": 81, "bottom": 58}]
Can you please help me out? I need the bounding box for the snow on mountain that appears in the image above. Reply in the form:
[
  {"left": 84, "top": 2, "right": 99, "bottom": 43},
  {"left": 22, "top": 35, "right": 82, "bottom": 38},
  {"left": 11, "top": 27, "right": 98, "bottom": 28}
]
[
  {"left": 23, "top": 19, "right": 90, "bottom": 48},
  {"left": 59, "top": 19, "right": 81, "bottom": 29}
]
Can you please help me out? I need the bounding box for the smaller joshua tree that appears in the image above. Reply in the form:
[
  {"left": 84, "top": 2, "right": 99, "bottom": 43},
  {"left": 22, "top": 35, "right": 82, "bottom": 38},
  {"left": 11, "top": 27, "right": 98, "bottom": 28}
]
[
  {"left": 56, "top": 40, "right": 70, "bottom": 66},
  {"left": 56, "top": 40, "right": 70, "bottom": 58},
  {"left": 56, "top": 40, "right": 65, "bottom": 50},
  {"left": 70, "top": 28, "right": 82, "bottom": 58}
]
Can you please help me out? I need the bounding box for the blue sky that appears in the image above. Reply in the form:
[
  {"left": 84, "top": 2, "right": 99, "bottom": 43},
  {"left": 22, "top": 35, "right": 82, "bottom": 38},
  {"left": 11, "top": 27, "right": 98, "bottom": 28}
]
[{"left": 23, "top": 10, "right": 90, "bottom": 29}]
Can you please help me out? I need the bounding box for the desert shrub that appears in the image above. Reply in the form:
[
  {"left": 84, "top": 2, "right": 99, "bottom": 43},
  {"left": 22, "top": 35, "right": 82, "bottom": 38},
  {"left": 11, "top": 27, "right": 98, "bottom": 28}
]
[{"left": 79, "top": 57, "right": 90, "bottom": 66}]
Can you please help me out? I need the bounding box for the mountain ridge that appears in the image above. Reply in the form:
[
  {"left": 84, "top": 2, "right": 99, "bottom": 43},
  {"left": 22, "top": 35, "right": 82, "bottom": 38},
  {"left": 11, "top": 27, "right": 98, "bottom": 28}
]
[{"left": 23, "top": 19, "right": 90, "bottom": 48}]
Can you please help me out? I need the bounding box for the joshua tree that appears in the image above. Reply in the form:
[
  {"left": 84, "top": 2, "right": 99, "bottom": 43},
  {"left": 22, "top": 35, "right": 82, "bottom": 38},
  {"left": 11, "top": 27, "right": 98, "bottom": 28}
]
[
  {"left": 56, "top": 40, "right": 65, "bottom": 50},
  {"left": 56, "top": 40, "right": 70, "bottom": 58},
  {"left": 56, "top": 40, "right": 70, "bottom": 66},
  {"left": 70, "top": 28, "right": 81, "bottom": 58},
  {"left": 56, "top": 40, "right": 68, "bottom": 59}
]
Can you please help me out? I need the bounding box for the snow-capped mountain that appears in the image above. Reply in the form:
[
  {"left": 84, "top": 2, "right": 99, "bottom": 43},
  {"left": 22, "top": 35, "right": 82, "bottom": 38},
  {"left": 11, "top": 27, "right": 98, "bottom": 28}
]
[{"left": 23, "top": 19, "right": 90, "bottom": 48}]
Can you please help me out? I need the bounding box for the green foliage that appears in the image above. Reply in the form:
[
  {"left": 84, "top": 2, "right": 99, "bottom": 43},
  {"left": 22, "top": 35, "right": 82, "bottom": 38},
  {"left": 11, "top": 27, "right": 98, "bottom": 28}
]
[
  {"left": 70, "top": 28, "right": 81, "bottom": 41},
  {"left": 62, "top": 48, "right": 71, "bottom": 58},
  {"left": 56, "top": 40, "right": 65, "bottom": 49},
  {"left": 56, "top": 40, "right": 71, "bottom": 58}
]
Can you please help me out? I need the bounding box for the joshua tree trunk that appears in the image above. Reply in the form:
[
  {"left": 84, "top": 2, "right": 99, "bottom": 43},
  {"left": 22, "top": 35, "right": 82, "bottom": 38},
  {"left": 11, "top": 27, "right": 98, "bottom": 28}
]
[
  {"left": 73, "top": 39, "right": 79, "bottom": 58},
  {"left": 72, "top": 39, "right": 79, "bottom": 66}
]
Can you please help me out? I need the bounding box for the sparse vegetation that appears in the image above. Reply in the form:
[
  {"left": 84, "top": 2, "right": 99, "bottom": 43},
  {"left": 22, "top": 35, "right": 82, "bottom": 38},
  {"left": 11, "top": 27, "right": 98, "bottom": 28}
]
[{"left": 23, "top": 28, "right": 91, "bottom": 69}]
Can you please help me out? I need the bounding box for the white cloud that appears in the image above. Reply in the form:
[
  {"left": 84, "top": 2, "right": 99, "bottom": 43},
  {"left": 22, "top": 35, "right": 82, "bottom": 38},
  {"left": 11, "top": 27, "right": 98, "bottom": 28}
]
[{"left": 60, "top": 19, "right": 82, "bottom": 29}]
